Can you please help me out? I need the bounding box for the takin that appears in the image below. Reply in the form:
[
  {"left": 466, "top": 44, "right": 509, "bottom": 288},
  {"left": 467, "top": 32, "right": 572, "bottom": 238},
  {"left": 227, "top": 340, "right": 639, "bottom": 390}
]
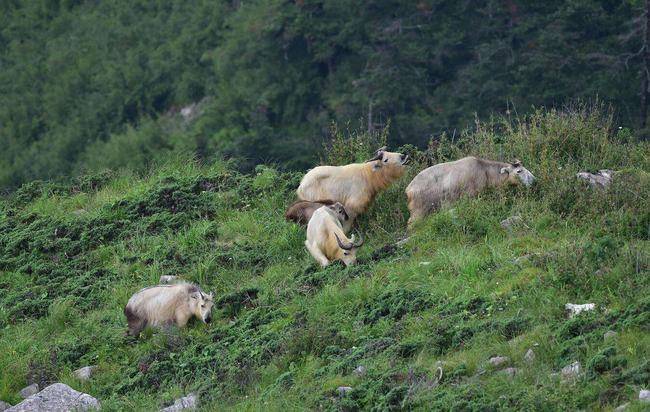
[
  {"left": 305, "top": 205, "right": 364, "bottom": 267},
  {"left": 285, "top": 200, "right": 349, "bottom": 226},
  {"left": 405, "top": 156, "right": 535, "bottom": 225},
  {"left": 296, "top": 146, "right": 408, "bottom": 231},
  {"left": 124, "top": 282, "right": 214, "bottom": 337}
]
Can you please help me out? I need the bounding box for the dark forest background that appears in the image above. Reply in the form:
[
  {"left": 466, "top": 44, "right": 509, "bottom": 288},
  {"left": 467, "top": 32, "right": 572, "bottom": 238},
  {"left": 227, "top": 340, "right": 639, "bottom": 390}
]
[{"left": 1, "top": 0, "right": 647, "bottom": 189}]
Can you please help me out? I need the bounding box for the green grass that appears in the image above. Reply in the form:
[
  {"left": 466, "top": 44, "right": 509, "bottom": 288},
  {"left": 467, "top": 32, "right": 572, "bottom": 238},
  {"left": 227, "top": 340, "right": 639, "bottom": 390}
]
[{"left": 1, "top": 106, "right": 649, "bottom": 411}]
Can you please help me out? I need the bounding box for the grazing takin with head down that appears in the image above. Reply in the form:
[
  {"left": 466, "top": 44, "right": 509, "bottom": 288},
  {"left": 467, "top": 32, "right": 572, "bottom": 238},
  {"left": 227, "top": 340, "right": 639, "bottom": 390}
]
[
  {"left": 296, "top": 147, "right": 408, "bottom": 231},
  {"left": 305, "top": 205, "right": 364, "bottom": 267},
  {"left": 285, "top": 200, "right": 349, "bottom": 226},
  {"left": 406, "top": 156, "right": 536, "bottom": 225},
  {"left": 124, "top": 282, "right": 214, "bottom": 337}
]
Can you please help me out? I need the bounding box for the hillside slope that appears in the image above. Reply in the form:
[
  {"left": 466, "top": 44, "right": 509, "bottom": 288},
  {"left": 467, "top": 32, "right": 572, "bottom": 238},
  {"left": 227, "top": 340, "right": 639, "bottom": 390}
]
[{"left": 0, "top": 108, "right": 649, "bottom": 411}]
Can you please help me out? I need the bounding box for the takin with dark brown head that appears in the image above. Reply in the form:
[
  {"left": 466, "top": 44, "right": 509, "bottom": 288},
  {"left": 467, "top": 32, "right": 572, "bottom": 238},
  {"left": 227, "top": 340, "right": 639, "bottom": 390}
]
[{"left": 285, "top": 200, "right": 350, "bottom": 227}]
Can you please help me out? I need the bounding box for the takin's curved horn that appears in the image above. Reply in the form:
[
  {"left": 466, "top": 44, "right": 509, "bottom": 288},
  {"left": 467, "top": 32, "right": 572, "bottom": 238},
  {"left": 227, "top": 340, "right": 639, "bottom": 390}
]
[
  {"left": 335, "top": 233, "right": 354, "bottom": 250},
  {"left": 365, "top": 146, "right": 387, "bottom": 162}
]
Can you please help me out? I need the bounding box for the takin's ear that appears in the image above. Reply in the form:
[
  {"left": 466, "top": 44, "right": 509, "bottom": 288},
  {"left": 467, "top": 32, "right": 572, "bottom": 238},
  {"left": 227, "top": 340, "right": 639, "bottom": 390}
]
[
  {"left": 511, "top": 159, "right": 522, "bottom": 167},
  {"left": 190, "top": 291, "right": 201, "bottom": 300},
  {"left": 500, "top": 167, "right": 510, "bottom": 175},
  {"left": 372, "top": 162, "right": 383, "bottom": 171}
]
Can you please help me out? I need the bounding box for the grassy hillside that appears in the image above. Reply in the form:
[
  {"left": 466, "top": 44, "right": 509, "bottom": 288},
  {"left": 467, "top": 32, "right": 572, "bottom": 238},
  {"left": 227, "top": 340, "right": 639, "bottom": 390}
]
[{"left": 0, "top": 107, "right": 649, "bottom": 411}]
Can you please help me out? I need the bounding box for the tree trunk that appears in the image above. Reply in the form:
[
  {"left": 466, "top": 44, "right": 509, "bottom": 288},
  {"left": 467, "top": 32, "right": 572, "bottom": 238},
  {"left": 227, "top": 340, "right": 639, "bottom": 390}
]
[{"left": 641, "top": 0, "right": 650, "bottom": 128}]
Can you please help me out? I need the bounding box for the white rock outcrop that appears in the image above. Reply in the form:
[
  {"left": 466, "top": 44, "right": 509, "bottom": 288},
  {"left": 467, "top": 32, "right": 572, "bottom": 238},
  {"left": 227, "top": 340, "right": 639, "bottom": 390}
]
[
  {"left": 8, "top": 383, "right": 99, "bottom": 411},
  {"left": 565, "top": 303, "right": 595, "bottom": 318},
  {"left": 160, "top": 393, "right": 197, "bottom": 411}
]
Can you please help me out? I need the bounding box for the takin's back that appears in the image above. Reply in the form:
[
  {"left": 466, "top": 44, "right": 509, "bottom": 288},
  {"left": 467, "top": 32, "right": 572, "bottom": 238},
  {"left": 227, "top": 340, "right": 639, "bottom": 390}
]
[{"left": 405, "top": 157, "right": 503, "bottom": 223}]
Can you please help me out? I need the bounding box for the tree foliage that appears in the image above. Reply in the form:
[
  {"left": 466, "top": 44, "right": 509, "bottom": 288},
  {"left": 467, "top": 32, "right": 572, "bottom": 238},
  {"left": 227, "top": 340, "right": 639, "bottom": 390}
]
[{"left": 0, "top": 0, "right": 645, "bottom": 188}]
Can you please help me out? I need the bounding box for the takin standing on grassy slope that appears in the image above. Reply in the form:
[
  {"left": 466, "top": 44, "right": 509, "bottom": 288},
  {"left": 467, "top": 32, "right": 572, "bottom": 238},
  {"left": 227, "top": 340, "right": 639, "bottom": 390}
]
[
  {"left": 124, "top": 282, "right": 214, "bottom": 337},
  {"left": 405, "top": 156, "right": 536, "bottom": 225},
  {"left": 285, "top": 200, "right": 349, "bottom": 226},
  {"left": 295, "top": 146, "right": 409, "bottom": 232},
  {"left": 305, "top": 204, "right": 364, "bottom": 267}
]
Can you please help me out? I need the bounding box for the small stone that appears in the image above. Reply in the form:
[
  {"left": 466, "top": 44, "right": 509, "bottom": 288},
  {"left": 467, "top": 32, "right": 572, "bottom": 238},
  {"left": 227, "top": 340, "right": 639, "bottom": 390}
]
[
  {"left": 604, "top": 330, "right": 618, "bottom": 340},
  {"left": 500, "top": 215, "right": 524, "bottom": 232},
  {"left": 614, "top": 403, "right": 629, "bottom": 411},
  {"left": 73, "top": 366, "right": 97, "bottom": 381},
  {"left": 160, "top": 393, "right": 198, "bottom": 411},
  {"left": 640, "top": 389, "right": 650, "bottom": 402},
  {"left": 9, "top": 383, "right": 99, "bottom": 411},
  {"left": 488, "top": 356, "right": 509, "bottom": 368},
  {"left": 0, "top": 401, "right": 12, "bottom": 411},
  {"left": 565, "top": 303, "right": 596, "bottom": 318},
  {"left": 337, "top": 387, "right": 353, "bottom": 397},
  {"left": 418, "top": 262, "right": 431, "bottom": 266},
  {"left": 159, "top": 275, "right": 178, "bottom": 284},
  {"left": 353, "top": 366, "right": 367, "bottom": 377},
  {"left": 72, "top": 209, "right": 87, "bottom": 216},
  {"left": 524, "top": 349, "right": 535, "bottom": 363},
  {"left": 501, "top": 367, "right": 519, "bottom": 378},
  {"left": 395, "top": 237, "right": 410, "bottom": 246},
  {"left": 19, "top": 384, "right": 39, "bottom": 399},
  {"left": 561, "top": 361, "right": 581, "bottom": 380}
]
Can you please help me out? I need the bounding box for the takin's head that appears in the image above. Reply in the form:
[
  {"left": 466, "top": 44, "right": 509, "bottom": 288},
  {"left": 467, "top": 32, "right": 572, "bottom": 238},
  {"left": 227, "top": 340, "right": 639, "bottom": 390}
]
[
  {"left": 327, "top": 202, "right": 349, "bottom": 223},
  {"left": 366, "top": 146, "right": 409, "bottom": 179},
  {"left": 189, "top": 290, "right": 214, "bottom": 323},
  {"left": 334, "top": 233, "right": 364, "bottom": 266},
  {"left": 500, "top": 159, "right": 536, "bottom": 187}
]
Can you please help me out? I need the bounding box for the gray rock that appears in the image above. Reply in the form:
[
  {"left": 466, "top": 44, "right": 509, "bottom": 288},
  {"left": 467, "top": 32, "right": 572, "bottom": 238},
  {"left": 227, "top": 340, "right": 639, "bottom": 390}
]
[
  {"left": 500, "top": 367, "right": 519, "bottom": 378},
  {"left": 418, "top": 261, "right": 431, "bottom": 266},
  {"left": 19, "top": 384, "right": 39, "bottom": 399},
  {"left": 524, "top": 349, "right": 535, "bottom": 363},
  {"left": 614, "top": 403, "right": 629, "bottom": 411},
  {"left": 604, "top": 330, "right": 618, "bottom": 340},
  {"left": 565, "top": 303, "right": 595, "bottom": 318},
  {"left": 8, "top": 383, "right": 99, "bottom": 412},
  {"left": 159, "top": 275, "right": 178, "bottom": 284},
  {"left": 561, "top": 361, "right": 581, "bottom": 380},
  {"left": 513, "top": 254, "right": 532, "bottom": 266},
  {"left": 353, "top": 366, "right": 367, "bottom": 377},
  {"left": 337, "top": 387, "right": 353, "bottom": 397},
  {"left": 73, "top": 366, "right": 97, "bottom": 381},
  {"left": 640, "top": 389, "right": 650, "bottom": 402},
  {"left": 160, "top": 393, "right": 198, "bottom": 411},
  {"left": 488, "top": 356, "right": 510, "bottom": 368},
  {"left": 576, "top": 170, "right": 614, "bottom": 189},
  {"left": 0, "top": 401, "right": 12, "bottom": 411},
  {"left": 500, "top": 215, "right": 525, "bottom": 232}
]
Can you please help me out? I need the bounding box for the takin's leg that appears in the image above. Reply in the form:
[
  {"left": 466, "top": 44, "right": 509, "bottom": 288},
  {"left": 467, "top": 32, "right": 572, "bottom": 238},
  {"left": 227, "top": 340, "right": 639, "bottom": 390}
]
[
  {"left": 124, "top": 306, "right": 147, "bottom": 337},
  {"left": 406, "top": 193, "right": 426, "bottom": 228},
  {"left": 174, "top": 307, "right": 192, "bottom": 328},
  {"left": 305, "top": 240, "right": 330, "bottom": 267}
]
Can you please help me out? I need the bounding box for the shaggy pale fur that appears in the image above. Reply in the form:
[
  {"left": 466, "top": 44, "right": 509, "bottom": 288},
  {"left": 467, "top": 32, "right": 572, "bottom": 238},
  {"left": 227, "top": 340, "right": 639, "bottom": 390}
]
[
  {"left": 406, "top": 156, "right": 535, "bottom": 225},
  {"left": 285, "top": 200, "right": 349, "bottom": 227},
  {"left": 124, "top": 282, "right": 213, "bottom": 337},
  {"left": 305, "top": 206, "right": 362, "bottom": 267},
  {"left": 296, "top": 149, "right": 408, "bottom": 231}
]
